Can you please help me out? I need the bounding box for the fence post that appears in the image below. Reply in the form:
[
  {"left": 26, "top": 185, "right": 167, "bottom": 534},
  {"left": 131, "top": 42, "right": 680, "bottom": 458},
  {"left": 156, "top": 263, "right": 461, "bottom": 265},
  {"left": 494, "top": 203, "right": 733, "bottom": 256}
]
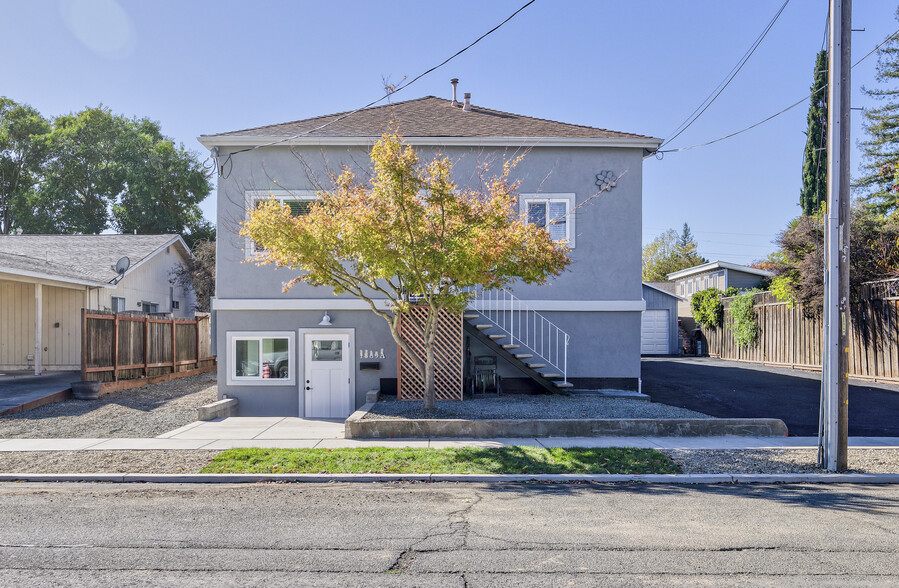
[
  {"left": 144, "top": 316, "right": 149, "bottom": 378},
  {"left": 81, "top": 308, "right": 87, "bottom": 381},
  {"left": 171, "top": 319, "right": 177, "bottom": 374},
  {"left": 195, "top": 317, "right": 200, "bottom": 368},
  {"left": 113, "top": 313, "right": 119, "bottom": 382}
]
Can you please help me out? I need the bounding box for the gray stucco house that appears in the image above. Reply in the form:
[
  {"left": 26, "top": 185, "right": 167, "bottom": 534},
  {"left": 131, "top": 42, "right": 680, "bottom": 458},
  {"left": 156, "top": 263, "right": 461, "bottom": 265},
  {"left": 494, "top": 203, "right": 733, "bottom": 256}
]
[{"left": 199, "top": 91, "right": 661, "bottom": 417}]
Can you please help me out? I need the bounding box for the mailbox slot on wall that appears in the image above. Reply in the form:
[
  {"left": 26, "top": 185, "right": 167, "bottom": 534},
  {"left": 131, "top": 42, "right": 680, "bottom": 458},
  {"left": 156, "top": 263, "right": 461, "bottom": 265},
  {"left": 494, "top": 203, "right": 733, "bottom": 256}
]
[{"left": 360, "top": 362, "right": 381, "bottom": 371}]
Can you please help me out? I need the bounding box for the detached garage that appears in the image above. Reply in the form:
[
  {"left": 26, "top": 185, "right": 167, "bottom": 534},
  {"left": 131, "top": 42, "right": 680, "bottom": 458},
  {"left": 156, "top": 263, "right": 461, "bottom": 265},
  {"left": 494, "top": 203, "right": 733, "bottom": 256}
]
[{"left": 641, "top": 282, "right": 685, "bottom": 355}]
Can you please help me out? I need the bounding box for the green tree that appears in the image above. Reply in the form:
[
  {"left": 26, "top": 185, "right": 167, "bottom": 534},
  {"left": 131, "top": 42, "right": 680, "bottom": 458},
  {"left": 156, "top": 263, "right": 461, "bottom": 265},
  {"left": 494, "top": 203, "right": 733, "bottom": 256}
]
[
  {"left": 642, "top": 223, "right": 707, "bottom": 281},
  {"left": 12, "top": 105, "right": 211, "bottom": 236},
  {"left": 856, "top": 16, "right": 899, "bottom": 216},
  {"left": 800, "top": 50, "right": 828, "bottom": 216},
  {"left": 244, "top": 134, "right": 570, "bottom": 410},
  {"left": 112, "top": 117, "right": 210, "bottom": 238},
  {"left": 0, "top": 98, "right": 50, "bottom": 234},
  {"left": 770, "top": 206, "right": 899, "bottom": 309}
]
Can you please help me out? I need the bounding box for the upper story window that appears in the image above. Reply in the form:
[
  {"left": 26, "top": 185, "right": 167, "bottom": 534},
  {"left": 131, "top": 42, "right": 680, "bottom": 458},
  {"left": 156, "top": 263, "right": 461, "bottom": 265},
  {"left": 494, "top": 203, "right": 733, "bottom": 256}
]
[
  {"left": 519, "top": 193, "right": 576, "bottom": 247},
  {"left": 245, "top": 190, "right": 317, "bottom": 256}
]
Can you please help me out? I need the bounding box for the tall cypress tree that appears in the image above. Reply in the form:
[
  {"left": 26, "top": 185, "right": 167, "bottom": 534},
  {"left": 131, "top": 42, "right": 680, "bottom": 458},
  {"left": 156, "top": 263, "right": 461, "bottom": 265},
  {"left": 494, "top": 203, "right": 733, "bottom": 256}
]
[
  {"left": 800, "top": 50, "right": 828, "bottom": 216},
  {"left": 856, "top": 17, "right": 899, "bottom": 216}
]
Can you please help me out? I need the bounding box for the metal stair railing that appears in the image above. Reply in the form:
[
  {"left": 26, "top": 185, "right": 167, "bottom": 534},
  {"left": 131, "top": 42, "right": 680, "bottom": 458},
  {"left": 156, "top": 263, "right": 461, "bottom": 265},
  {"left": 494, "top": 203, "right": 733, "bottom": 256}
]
[{"left": 466, "top": 287, "right": 570, "bottom": 383}]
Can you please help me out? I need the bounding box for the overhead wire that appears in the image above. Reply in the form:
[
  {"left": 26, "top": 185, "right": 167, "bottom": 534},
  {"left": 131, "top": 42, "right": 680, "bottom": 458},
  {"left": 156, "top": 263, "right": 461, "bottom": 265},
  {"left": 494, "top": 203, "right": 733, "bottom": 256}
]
[
  {"left": 658, "top": 26, "right": 899, "bottom": 154},
  {"left": 215, "top": 0, "right": 537, "bottom": 177},
  {"left": 659, "top": 0, "right": 791, "bottom": 149}
]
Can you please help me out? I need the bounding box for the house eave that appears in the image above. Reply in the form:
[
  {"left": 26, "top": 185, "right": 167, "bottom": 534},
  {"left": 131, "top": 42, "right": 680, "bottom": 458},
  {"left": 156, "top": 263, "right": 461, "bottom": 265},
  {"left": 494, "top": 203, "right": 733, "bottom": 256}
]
[
  {"left": 666, "top": 261, "right": 774, "bottom": 281},
  {"left": 0, "top": 266, "right": 109, "bottom": 288},
  {"left": 197, "top": 135, "right": 663, "bottom": 150}
]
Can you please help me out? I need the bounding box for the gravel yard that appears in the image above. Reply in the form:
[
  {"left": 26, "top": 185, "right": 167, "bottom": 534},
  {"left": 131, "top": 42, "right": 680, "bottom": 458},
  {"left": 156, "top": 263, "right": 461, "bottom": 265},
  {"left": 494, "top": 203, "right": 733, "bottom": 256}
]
[
  {"left": 666, "top": 449, "right": 899, "bottom": 474},
  {"left": 0, "top": 371, "right": 216, "bottom": 439},
  {"left": 0, "top": 450, "right": 219, "bottom": 474},
  {"left": 365, "top": 395, "right": 712, "bottom": 420}
]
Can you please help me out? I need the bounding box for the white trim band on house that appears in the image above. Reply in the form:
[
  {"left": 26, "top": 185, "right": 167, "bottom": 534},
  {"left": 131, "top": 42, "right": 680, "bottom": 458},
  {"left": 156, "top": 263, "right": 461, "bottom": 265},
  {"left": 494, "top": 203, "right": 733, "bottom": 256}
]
[
  {"left": 198, "top": 135, "right": 663, "bottom": 150},
  {"left": 213, "top": 298, "right": 647, "bottom": 312}
]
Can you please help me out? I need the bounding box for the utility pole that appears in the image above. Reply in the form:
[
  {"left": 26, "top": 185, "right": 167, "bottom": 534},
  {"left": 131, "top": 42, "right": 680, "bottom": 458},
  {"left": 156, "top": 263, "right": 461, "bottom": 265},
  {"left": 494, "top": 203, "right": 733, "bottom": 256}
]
[{"left": 821, "top": 0, "right": 851, "bottom": 472}]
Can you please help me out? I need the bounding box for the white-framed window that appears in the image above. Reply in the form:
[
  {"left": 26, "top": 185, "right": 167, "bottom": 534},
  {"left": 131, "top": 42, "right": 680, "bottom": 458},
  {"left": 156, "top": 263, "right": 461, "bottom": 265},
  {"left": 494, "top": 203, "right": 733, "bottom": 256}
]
[
  {"left": 226, "top": 331, "right": 296, "bottom": 386},
  {"left": 139, "top": 301, "right": 159, "bottom": 313},
  {"left": 111, "top": 296, "right": 126, "bottom": 312},
  {"left": 519, "top": 193, "right": 576, "bottom": 247},
  {"left": 679, "top": 281, "right": 685, "bottom": 296},
  {"left": 245, "top": 190, "right": 318, "bottom": 256},
  {"left": 172, "top": 300, "right": 180, "bottom": 310}
]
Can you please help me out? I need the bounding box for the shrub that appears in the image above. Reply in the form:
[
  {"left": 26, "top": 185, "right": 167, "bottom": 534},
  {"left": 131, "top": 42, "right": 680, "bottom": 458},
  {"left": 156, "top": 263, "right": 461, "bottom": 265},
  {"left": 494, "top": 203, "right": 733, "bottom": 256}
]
[
  {"left": 731, "top": 290, "right": 760, "bottom": 347},
  {"left": 691, "top": 288, "right": 723, "bottom": 328}
]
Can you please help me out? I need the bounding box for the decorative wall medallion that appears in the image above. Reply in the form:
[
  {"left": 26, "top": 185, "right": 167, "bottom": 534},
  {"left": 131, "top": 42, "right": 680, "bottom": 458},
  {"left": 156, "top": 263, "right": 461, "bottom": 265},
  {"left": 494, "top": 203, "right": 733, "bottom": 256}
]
[{"left": 595, "top": 170, "right": 618, "bottom": 192}]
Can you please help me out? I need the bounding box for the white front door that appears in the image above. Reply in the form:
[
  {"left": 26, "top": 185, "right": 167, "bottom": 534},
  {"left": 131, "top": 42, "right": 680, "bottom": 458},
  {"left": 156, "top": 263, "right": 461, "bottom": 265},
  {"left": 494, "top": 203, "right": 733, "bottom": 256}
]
[{"left": 303, "top": 333, "right": 351, "bottom": 418}]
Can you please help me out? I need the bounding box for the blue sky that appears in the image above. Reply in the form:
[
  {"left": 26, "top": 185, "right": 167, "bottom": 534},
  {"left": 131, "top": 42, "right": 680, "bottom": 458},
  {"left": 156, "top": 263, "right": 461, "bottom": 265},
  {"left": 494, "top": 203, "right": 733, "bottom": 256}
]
[{"left": 2, "top": 0, "right": 897, "bottom": 263}]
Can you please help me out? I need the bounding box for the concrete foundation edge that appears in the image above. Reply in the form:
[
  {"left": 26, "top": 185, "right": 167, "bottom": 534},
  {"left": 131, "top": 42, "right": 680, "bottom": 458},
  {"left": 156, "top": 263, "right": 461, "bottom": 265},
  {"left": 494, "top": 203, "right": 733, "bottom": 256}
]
[
  {"left": 345, "top": 417, "right": 790, "bottom": 439},
  {"left": 0, "top": 473, "right": 897, "bottom": 484}
]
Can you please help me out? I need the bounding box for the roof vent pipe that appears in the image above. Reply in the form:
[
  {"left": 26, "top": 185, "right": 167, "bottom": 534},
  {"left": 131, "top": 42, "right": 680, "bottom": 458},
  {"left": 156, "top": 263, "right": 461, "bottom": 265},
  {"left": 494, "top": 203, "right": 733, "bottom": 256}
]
[
  {"left": 450, "top": 78, "right": 460, "bottom": 107},
  {"left": 462, "top": 92, "right": 471, "bottom": 112}
]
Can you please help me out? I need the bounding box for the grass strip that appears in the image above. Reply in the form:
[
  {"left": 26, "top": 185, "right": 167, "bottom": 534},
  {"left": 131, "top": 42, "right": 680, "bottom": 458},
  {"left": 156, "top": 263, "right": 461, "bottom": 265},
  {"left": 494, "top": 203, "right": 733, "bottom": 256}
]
[{"left": 200, "top": 446, "right": 679, "bottom": 475}]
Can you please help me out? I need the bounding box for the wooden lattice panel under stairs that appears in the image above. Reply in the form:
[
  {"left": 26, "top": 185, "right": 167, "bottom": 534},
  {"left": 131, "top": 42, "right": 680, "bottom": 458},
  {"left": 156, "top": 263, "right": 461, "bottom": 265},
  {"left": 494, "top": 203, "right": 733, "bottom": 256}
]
[{"left": 397, "top": 307, "right": 463, "bottom": 401}]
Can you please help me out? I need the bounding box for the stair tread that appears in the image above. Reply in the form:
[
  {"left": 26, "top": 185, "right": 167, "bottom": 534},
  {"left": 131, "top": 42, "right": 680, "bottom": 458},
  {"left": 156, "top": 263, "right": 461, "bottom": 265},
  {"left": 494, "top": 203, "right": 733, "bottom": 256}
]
[
  {"left": 501, "top": 344, "right": 520, "bottom": 350},
  {"left": 488, "top": 334, "right": 506, "bottom": 340},
  {"left": 463, "top": 313, "right": 480, "bottom": 319},
  {"left": 526, "top": 363, "right": 546, "bottom": 369},
  {"left": 554, "top": 381, "right": 574, "bottom": 388},
  {"left": 513, "top": 354, "right": 533, "bottom": 359},
  {"left": 541, "top": 373, "right": 561, "bottom": 379},
  {"left": 476, "top": 324, "right": 492, "bottom": 330}
]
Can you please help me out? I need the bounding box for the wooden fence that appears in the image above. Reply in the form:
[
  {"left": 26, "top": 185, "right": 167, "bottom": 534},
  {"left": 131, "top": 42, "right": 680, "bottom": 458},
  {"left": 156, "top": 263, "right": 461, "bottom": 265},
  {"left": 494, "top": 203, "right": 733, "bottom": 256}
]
[
  {"left": 705, "top": 291, "right": 899, "bottom": 383},
  {"left": 81, "top": 310, "right": 215, "bottom": 383},
  {"left": 397, "top": 307, "right": 463, "bottom": 401}
]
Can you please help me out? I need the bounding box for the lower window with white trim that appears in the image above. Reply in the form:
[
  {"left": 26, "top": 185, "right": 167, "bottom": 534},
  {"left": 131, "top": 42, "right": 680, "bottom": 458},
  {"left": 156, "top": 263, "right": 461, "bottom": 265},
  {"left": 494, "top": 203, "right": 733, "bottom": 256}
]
[{"left": 227, "top": 331, "right": 295, "bottom": 385}]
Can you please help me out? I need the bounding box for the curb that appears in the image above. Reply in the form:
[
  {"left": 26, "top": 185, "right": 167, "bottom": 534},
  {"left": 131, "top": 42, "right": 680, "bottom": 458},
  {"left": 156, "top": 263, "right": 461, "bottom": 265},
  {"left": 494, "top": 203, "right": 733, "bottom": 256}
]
[{"left": 0, "top": 473, "right": 897, "bottom": 484}]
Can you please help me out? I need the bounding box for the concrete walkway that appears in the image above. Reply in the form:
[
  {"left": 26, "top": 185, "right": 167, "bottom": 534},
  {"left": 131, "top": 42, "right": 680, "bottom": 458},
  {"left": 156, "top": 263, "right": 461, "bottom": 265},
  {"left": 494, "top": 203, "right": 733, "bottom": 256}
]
[
  {"left": 0, "top": 416, "right": 897, "bottom": 451},
  {"left": 0, "top": 371, "right": 77, "bottom": 415}
]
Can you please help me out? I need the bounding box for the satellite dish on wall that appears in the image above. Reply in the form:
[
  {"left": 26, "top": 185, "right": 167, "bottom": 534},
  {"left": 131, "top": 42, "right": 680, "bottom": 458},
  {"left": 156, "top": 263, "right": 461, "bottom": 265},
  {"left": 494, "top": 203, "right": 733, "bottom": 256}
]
[{"left": 114, "top": 257, "right": 130, "bottom": 275}]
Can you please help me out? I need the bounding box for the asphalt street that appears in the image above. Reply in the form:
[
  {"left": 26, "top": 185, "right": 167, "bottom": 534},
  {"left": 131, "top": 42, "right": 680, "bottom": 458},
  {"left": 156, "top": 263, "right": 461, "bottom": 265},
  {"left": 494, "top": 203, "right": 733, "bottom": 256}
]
[
  {"left": 0, "top": 481, "right": 897, "bottom": 586},
  {"left": 642, "top": 357, "right": 899, "bottom": 436}
]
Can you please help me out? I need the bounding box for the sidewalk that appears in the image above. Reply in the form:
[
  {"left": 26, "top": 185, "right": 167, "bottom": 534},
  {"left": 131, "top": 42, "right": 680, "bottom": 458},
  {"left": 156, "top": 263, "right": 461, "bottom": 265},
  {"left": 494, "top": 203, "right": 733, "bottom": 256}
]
[{"left": 0, "top": 416, "right": 897, "bottom": 452}]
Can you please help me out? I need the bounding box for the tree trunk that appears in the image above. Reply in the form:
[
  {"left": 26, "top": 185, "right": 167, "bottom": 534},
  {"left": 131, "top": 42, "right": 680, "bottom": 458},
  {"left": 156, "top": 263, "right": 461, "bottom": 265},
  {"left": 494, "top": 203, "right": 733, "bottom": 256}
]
[{"left": 421, "top": 310, "right": 440, "bottom": 410}]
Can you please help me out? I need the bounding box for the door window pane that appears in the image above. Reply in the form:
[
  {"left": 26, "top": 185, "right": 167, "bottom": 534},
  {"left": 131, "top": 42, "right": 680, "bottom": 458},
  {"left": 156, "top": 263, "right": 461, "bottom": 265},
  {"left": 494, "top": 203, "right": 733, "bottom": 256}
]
[
  {"left": 311, "top": 339, "right": 343, "bottom": 361},
  {"left": 236, "top": 339, "right": 260, "bottom": 377}
]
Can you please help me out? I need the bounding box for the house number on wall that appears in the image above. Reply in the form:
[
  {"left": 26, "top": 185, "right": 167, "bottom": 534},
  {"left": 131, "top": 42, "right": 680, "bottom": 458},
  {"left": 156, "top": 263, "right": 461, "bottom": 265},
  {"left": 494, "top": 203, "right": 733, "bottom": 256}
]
[{"left": 360, "top": 348, "right": 386, "bottom": 359}]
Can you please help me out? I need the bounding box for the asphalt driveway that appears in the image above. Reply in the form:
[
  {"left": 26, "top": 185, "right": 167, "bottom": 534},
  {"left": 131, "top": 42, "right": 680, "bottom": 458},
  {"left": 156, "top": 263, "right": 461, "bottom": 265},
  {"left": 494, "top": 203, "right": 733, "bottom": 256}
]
[{"left": 641, "top": 357, "right": 899, "bottom": 436}]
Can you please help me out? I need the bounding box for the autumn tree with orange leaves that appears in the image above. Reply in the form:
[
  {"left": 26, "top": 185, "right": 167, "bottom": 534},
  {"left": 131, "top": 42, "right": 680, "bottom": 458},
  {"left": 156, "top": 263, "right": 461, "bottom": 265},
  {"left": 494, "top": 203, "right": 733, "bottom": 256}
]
[{"left": 243, "top": 134, "right": 570, "bottom": 410}]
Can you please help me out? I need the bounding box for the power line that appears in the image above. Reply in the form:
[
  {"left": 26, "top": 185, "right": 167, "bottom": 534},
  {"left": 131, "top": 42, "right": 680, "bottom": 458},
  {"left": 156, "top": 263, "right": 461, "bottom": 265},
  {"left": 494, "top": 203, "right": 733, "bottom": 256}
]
[
  {"left": 658, "top": 27, "right": 899, "bottom": 155},
  {"left": 660, "top": 0, "right": 790, "bottom": 149},
  {"left": 216, "top": 0, "right": 537, "bottom": 177}
]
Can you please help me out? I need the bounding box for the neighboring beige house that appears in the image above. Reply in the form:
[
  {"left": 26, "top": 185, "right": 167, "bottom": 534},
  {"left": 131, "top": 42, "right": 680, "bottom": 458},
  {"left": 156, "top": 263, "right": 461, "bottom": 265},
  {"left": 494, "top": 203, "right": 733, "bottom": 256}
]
[{"left": 0, "top": 234, "right": 195, "bottom": 373}]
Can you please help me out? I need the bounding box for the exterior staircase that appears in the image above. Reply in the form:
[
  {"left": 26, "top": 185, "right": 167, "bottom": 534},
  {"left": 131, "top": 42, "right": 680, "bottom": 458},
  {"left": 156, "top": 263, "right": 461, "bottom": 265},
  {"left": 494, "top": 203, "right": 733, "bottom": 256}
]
[{"left": 464, "top": 287, "right": 572, "bottom": 394}]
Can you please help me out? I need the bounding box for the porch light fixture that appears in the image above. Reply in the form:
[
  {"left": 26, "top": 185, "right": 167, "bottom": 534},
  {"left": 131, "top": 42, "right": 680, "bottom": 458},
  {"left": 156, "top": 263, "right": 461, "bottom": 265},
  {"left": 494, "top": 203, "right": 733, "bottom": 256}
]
[{"left": 318, "top": 312, "right": 332, "bottom": 326}]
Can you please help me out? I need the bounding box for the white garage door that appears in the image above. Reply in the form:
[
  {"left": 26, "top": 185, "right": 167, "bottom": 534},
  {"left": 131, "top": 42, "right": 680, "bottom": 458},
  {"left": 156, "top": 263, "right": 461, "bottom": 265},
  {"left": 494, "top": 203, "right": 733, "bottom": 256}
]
[{"left": 641, "top": 310, "right": 669, "bottom": 355}]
